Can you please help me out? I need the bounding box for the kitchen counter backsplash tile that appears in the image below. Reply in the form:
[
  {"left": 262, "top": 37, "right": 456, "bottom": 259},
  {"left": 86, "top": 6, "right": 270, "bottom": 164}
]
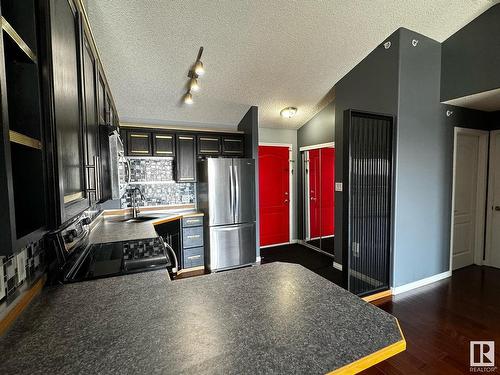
[
  {"left": 0, "top": 238, "right": 45, "bottom": 307},
  {"left": 122, "top": 157, "right": 195, "bottom": 208},
  {"left": 128, "top": 157, "right": 174, "bottom": 183}
]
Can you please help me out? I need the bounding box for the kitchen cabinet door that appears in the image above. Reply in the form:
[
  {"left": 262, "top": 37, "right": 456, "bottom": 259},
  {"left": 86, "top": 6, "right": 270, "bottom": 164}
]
[
  {"left": 153, "top": 132, "right": 175, "bottom": 156},
  {"left": 127, "top": 131, "right": 152, "bottom": 156},
  {"left": 50, "top": 0, "right": 89, "bottom": 223},
  {"left": 197, "top": 135, "right": 220, "bottom": 156},
  {"left": 222, "top": 136, "right": 244, "bottom": 156},
  {"left": 97, "top": 73, "right": 106, "bottom": 125},
  {"left": 82, "top": 35, "right": 99, "bottom": 204},
  {"left": 175, "top": 135, "right": 196, "bottom": 182}
]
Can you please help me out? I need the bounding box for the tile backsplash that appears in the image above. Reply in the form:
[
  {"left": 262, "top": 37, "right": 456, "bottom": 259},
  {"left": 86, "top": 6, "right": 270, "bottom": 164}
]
[
  {"left": 121, "top": 157, "right": 196, "bottom": 208},
  {"left": 0, "top": 238, "right": 45, "bottom": 305}
]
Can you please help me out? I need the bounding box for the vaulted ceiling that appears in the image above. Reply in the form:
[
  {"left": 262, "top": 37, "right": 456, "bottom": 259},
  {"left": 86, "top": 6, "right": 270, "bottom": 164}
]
[{"left": 85, "top": 0, "right": 494, "bottom": 129}]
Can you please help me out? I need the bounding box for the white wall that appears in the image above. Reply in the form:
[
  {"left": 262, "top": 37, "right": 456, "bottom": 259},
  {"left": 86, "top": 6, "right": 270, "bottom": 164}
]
[{"left": 258, "top": 127, "right": 298, "bottom": 241}]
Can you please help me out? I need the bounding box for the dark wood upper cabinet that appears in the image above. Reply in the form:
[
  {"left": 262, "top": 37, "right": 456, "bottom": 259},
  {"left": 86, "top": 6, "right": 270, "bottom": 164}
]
[
  {"left": 222, "top": 135, "right": 244, "bottom": 156},
  {"left": 97, "top": 73, "right": 106, "bottom": 126},
  {"left": 197, "top": 135, "right": 220, "bottom": 156},
  {"left": 82, "top": 35, "right": 99, "bottom": 204},
  {"left": 49, "top": 0, "right": 89, "bottom": 224},
  {"left": 175, "top": 135, "right": 196, "bottom": 182},
  {"left": 153, "top": 132, "right": 175, "bottom": 157},
  {"left": 127, "top": 130, "right": 152, "bottom": 156}
]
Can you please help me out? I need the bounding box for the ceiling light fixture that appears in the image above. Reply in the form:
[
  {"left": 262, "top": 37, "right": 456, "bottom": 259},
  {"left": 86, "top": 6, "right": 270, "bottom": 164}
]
[
  {"left": 182, "top": 46, "right": 205, "bottom": 105},
  {"left": 190, "top": 77, "right": 200, "bottom": 92},
  {"left": 280, "top": 107, "right": 298, "bottom": 119},
  {"left": 194, "top": 46, "right": 205, "bottom": 76},
  {"left": 184, "top": 91, "right": 193, "bottom": 105}
]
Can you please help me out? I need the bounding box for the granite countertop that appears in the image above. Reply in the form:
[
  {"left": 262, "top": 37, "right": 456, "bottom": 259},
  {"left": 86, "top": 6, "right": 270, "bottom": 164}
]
[
  {"left": 0, "top": 263, "right": 404, "bottom": 374},
  {"left": 89, "top": 209, "right": 203, "bottom": 244}
]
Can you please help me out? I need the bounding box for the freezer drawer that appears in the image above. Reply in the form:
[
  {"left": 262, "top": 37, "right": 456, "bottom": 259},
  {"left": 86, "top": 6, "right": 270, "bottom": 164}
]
[{"left": 208, "top": 223, "right": 256, "bottom": 271}]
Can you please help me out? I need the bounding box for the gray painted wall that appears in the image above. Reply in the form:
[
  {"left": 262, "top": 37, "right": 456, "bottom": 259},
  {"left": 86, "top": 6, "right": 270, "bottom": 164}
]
[
  {"left": 334, "top": 29, "right": 400, "bottom": 267},
  {"left": 237, "top": 106, "right": 260, "bottom": 258},
  {"left": 441, "top": 4, "right": 500, "bottom": 101},
  {"left": 297, "top": 103, "right": 335, "bottom": 240},
  {"left": 393, "top": 29, "right": 452, "bottom": 287},
  {"left": 259, "top": 127, "right": 298, "bottom": 240}
]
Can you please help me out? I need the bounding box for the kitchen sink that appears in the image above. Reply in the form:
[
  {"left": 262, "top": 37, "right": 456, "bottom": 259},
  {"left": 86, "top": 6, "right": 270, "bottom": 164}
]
[{"left": 117, "top": 216, "right": 160, "bottom": 223}]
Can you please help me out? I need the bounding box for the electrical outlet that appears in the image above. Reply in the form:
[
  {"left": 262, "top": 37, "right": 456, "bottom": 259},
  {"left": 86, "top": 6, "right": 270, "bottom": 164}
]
[
  {"left": 16, "top": 249, "right": 27, "bottom": 283},
  {"left": 335, "top": 182, "right": 343, "bottom": 192},
  {"left": 0, "top": 258, "right": 5, "bottom": 300}
]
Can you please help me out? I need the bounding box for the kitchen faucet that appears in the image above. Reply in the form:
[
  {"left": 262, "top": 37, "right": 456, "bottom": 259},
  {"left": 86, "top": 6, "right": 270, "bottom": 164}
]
[{"left": 131, "top": 187, "right": 146, "bottom": 219}]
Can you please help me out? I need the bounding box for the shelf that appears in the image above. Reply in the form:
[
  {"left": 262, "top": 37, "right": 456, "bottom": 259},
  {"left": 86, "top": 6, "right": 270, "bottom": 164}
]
[
  {"left": 1, "top": 17, "right": 37, "bottom": 63},
  {"left": 9, "top": 130, "right": 42, "bottom": 150}
]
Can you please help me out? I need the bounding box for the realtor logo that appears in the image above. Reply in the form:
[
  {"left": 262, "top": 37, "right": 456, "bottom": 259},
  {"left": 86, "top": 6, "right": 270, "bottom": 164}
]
[{"left": 470, "top": 341, "right": 495, "bottom": 371}]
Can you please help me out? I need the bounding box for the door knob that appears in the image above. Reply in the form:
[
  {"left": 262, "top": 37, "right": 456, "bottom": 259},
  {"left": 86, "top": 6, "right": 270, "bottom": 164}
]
[{"left": 284, "top": 199, "right": 288, "bottom": 204}]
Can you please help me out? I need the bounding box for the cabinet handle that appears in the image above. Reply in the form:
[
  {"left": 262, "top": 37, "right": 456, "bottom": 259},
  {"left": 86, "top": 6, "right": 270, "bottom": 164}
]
[
  {"left": 130, "top": 134, "right": 148, "bottom": 138},
  {"left": 179, "top": 136, "right": 193, "bottom": 140},
  {"left": 187, "top": 235, "right": 200, "bottom": 239},
  {"left": 200, "top": 150, "right": 219, "bottom": 153},
  {"left": 187, "top": 255, "right": 201, "bottom": 260},
  {"left": 156, "top": 135, "right": 172, "bottom": 139},
  {"left": 156, "top": 151, "right": 173, "bottom": 154},
  {"left": 224, "top": 139, "right": 242, "bottom": 142},
  {"left": 186, "top": 219, "right": 200, "bottom": 224},
  {"left": 131, "top": 150, "right": 149, "bottom": 153}
]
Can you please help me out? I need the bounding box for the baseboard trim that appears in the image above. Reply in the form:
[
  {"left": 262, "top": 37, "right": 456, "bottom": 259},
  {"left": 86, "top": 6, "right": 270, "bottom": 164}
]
[
  {"left": 333, "top": 262, "right": 343, "bottom": 271},
  {"left": 392, "top": 270, "right": 451, "bottom": 295}
]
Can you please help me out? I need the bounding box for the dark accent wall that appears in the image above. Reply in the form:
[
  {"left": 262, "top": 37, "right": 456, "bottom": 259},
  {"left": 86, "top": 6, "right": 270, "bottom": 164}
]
[
  {"left": 334, "top": 29, "right": 400, "bottom": 267},
  {"left": 441, "top": 4, "right": 500, "bottom": 101},
  {"left": 237, "top": 106, "right": 260, "bottom": 257},
  {"left": 296, "top": 102, "right": 335, "bottom": 240},
  {"left": 393, "top": 29, "right": 452, "bottom": 286}
]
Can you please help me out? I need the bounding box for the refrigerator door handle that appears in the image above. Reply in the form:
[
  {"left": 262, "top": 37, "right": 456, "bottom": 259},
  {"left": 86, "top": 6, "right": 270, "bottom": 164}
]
[
  {"left": 233, "top": 164, "right": 240, "bottom": 222},
  {"left": 229, "top": 165, "right": 235, "bottom": 220}
]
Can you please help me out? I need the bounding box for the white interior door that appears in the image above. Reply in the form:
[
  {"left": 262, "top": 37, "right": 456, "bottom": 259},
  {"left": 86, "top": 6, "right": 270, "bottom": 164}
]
[
  {"left": 486, "top": 131, "right": 500, "bottom": 269},
  {"left": 452, "top": 132, "right": 481, "bottom": 270}
]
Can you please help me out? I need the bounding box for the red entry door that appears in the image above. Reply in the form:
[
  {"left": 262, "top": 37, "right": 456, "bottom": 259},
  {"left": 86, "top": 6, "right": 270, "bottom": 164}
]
[{"left": 259, "top": 146, "right": 290, "bottom": 247}]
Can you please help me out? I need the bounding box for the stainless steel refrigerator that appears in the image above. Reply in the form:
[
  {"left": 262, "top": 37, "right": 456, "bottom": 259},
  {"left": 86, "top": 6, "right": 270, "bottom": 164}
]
[{"left": 197, "top": 158, "right": 256, "bottom": 272}]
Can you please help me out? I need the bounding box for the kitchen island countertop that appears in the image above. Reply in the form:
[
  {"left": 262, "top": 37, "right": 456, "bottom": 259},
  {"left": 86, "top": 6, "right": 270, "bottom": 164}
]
[{"left": 0, "top": 262, "right": 404, "bottom": 374}]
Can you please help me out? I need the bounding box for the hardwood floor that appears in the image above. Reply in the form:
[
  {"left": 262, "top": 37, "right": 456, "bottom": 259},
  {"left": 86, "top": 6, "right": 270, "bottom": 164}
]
[{"left": 362, "top": 265, "right": 500, "bottom": 374}]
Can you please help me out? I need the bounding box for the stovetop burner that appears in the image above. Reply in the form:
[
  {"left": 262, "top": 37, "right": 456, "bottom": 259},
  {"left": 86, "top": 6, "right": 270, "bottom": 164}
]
[{"left": 66, "top": 237, "right": 171, "bottom": 282}]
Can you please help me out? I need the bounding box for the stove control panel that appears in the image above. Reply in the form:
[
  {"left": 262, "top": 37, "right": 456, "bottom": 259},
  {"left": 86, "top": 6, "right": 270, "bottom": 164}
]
[{"left": 60, "top": 214, "right": 91, "bottom": 252}]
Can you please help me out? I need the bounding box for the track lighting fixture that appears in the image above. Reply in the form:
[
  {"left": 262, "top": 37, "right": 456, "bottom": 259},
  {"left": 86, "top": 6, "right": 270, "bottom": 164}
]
[
  {"left": 182, "top": 47, "right": 205, "bottom": 105},
  {"left": 190, "top": 77, "right": 200, "bottom": 92},
  {"left": 184, "top": 91, "right": 193, "bottom": 105}
]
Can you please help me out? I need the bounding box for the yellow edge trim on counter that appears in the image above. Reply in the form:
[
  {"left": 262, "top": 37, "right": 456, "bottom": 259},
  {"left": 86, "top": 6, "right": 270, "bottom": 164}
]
[
  {"left": 362, "top": 289, "right": 392, "bottom": 303},
  {"left": 326, "top": 319, "right": 406, "bottom": 374},
  {"left": 0, "top": 275, "right": 46, "bottom": 336}
]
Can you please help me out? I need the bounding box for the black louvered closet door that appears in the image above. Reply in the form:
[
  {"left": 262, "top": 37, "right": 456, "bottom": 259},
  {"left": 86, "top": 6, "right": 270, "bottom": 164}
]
[{"left": 343, "top": 111, "right": 394, "bottom": 296}]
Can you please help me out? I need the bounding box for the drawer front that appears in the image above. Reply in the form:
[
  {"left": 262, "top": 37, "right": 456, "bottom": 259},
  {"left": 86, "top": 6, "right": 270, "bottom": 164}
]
[
  {"left": 183, "top": 247, "right": 204, "bottom": 268},
  {"left": 182, "top": 215, "right": 203, "bottom": 228},
  {"left": 183, "top": 226, "right": 204, "bottom": 248}
]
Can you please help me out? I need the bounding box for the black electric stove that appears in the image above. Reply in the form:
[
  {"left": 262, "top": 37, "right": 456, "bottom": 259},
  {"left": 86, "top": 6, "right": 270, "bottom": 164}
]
[{"left": 46, "top": 214, "right": 173, "bottom": 283}]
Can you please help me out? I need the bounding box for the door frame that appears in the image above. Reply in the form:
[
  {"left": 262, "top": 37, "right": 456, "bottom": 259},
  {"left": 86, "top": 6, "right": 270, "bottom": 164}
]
[
  {"left": 258, "top": 142, "right": 294, "bottom": 248},
  {"left": 485, "top": 130, "right": 500, "bottom": 267},
  {"left": 449, "top": 127, "right": 489, "bottom": 272}
]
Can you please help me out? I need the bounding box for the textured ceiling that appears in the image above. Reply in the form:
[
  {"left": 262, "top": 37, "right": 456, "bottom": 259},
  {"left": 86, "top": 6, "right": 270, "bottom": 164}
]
[{"left": 85, "top": 0, "right": 494, "bottom": 129}]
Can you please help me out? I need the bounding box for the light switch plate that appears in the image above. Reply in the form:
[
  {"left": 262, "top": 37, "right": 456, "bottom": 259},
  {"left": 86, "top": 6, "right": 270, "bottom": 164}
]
[
  {"left": 0, "top": 258, "right": 5, "bottom": 300},
  {"left": 335, "top": 182, "right": 343, "bottom": 192},
  {"left": 16, "top": 249, "right": 27, "bottom": 283}
]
